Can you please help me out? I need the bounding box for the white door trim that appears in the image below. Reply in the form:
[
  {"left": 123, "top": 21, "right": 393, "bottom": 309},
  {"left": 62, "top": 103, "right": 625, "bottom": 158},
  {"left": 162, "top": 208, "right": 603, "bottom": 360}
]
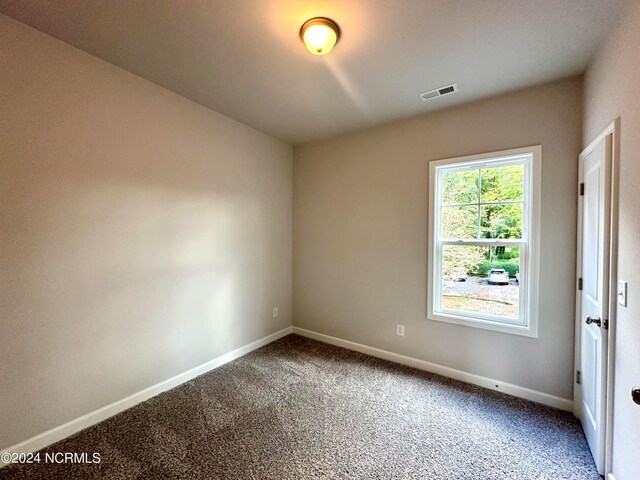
[{"left": 574, "top": 118, "right": 619, "bottom": 476}]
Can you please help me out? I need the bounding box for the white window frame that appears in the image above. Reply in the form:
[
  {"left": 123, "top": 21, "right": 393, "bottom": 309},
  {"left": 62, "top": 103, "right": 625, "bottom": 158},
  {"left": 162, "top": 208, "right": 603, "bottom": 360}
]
[{"left": 427, "top": 145, "right": 541, "bottom": 337}]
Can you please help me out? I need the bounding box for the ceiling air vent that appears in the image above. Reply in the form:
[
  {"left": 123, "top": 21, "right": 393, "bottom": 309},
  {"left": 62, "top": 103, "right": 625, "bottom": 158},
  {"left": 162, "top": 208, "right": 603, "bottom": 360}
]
[{"left": 420, "top": 83, "right": 458, "bottom": 102}]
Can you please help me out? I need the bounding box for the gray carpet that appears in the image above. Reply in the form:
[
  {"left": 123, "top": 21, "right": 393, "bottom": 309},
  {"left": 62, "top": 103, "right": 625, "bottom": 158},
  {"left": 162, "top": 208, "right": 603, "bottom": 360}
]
[{"left": 1, "top": 334, "right": 599, "bottom": 479}]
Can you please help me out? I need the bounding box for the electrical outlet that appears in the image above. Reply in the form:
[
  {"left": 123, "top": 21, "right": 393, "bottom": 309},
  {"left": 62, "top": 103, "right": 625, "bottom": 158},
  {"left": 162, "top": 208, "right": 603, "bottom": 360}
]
[
  {"left": 273, "top": 307, "right": 278, "bottom": 317},
  {"left": 396, "top": 324, "right": 405, "bottom": 337},
  {"left": 617, "top": 281, "right": 627, "bottom": 307}
]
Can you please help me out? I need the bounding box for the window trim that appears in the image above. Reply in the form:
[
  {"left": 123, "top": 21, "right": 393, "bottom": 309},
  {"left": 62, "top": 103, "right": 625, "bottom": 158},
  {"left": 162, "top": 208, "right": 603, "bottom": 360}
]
[{"left": 427, "top": 145, "right": 541, "bottom": 337}]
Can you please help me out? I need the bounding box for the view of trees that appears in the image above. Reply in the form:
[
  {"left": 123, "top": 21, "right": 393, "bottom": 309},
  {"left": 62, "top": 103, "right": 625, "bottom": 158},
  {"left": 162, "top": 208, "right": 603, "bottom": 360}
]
[
  {"left": 479, "top": 165, "right": 523, "bottom": 239},
  {"left": 441, "top": 164, "right": 523, "bottom": 278},
  {"left": 442, "top": 246, "right": 521, "bottom": 278}
]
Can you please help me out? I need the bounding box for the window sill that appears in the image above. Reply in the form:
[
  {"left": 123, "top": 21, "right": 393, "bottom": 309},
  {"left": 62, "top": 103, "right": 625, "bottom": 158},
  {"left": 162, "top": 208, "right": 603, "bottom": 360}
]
[{"left": 427, "top": 311, "right": 538, "bottom": 338}]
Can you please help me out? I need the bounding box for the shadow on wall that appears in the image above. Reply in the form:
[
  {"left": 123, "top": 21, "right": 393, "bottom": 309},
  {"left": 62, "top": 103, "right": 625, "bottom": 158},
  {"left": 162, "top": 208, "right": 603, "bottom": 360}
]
[
  {"left": 0, "top": 12, "right": 292, "bottom": 451},
  {"left": 0, "top": 174, "right": 279, "bottom": 447}
]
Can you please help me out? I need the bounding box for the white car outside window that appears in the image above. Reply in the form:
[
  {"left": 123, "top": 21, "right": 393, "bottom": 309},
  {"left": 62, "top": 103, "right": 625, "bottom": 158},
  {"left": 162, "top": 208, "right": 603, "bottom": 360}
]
[{"left": 488, "top": 268, "right": 509, "bottom": 285}]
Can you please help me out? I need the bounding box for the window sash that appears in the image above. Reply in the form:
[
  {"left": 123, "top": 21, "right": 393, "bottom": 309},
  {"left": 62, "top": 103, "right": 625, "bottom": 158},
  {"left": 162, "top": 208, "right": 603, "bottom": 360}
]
[
  {"left": 438, "top": 239, "right": 525, "bottom": 246},
  {"left": 443, "top": 199, "right": 523, "bottom": 208},
  {"left": 433, "top": 242, "right": 528, "bottom": 327},
  {"left": 433, "top": 156, "right": 531, "bottom": 328},
  {"left": 437, "top": 157, "right": 531, "bottom": 241}
]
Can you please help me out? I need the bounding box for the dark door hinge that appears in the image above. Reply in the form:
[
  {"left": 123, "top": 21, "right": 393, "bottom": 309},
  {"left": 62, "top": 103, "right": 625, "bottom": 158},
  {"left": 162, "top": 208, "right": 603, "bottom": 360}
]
[
  {"left": 580, "top": 183, "right": 584, "bottom": 196},
  {"left": 578, "top": 278, "right": 583, "bottom": 290},
  {"left": 576, "top": 370, "right": 581, "bottom": 385}
]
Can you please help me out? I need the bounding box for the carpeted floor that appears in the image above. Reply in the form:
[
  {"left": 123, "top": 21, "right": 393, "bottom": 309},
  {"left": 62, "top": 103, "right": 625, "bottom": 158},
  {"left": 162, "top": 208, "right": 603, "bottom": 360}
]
[{"left": 1, "top": 334, "right": 599, "bottom": 480}]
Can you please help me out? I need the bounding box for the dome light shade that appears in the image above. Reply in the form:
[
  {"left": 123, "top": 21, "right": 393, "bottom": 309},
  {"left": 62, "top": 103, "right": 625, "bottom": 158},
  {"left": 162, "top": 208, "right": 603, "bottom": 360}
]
[{"left": 300, "top": 17, "right": 340, "bottom": 56}]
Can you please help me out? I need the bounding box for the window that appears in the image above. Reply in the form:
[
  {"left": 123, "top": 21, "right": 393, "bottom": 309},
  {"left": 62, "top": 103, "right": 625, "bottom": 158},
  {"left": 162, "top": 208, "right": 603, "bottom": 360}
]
[{"left": 427, "top": 146, "right": 541, "bottom": 337}]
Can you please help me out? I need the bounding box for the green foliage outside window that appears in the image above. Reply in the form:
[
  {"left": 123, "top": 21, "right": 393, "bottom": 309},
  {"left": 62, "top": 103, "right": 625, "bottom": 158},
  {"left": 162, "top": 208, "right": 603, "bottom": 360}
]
[{"left": 441, "top": 163, "right": 524, "bottom": 277}]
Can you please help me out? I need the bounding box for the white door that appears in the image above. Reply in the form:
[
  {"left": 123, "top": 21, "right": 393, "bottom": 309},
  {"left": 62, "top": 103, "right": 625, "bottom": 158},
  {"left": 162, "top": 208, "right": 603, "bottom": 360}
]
[{"left": 576, "top": 132, "right": 612, "bottom": 474}]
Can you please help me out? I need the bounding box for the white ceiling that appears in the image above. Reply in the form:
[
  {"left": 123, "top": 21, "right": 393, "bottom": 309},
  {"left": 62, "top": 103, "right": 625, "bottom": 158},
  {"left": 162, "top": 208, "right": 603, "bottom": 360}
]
[{"left": 0, "top": 1, "right": 625, "bottom": 144}]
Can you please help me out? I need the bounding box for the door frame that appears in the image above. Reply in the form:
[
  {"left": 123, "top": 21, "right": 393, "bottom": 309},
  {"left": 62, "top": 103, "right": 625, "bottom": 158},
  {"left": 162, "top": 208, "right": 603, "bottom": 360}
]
[{"left": 573, "top": 118, "right": 619, "bottom": 476}]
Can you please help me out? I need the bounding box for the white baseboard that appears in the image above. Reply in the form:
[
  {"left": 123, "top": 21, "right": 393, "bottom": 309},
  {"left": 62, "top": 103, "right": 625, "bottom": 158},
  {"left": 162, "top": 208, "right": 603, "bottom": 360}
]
[
  {"left": 2, "top": 324, "right": 573, "bottom": 468},
  {"left": 0, "top": 326, "right": 293, "bottom": 466},
  {"left": 292, "top": 327, "right": 573, "bottom": 412}
]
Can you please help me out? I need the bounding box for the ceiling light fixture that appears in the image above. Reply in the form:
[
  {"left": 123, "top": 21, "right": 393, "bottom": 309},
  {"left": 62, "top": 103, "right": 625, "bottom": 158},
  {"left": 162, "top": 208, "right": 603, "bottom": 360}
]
[{"left": 300, "top": 17, "right": 340, "bottom": 56}]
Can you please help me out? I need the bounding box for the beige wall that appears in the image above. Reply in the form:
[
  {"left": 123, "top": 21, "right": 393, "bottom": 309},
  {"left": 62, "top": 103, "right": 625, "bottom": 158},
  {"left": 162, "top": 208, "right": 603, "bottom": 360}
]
[
  {"left": 584, "top": 2, "right": 640, "bottom": 478},
  {"left": 293, "top": 77, "right": 583, "bottom": 400},
  {"left": 6, "top": 1, "right": 634, "bottom": 465},
  {"left": 0, "top": 14, "right": 292, "bottom": 450}
]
